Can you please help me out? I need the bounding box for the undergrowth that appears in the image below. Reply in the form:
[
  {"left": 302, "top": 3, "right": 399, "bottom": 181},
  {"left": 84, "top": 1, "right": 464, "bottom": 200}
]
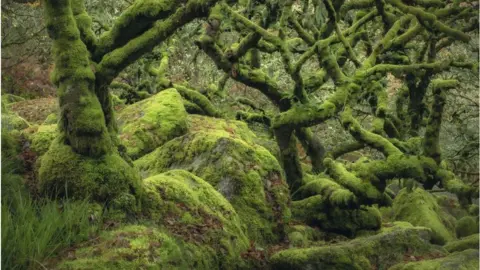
[{"left": 1, "top": 148, "right": 100, "bottom": 270}]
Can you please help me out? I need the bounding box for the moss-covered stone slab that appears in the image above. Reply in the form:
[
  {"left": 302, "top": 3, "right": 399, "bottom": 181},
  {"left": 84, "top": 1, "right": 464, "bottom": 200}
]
[
  {"left": 54, "top": 225, "right": 223, "bottom": 269},
  {"left": 270, "top": 222, "right": 445, "bottom": 270},
  {"left": 389, "top": 249, "right": 479, "bottom": 270},
  {"left": 393, "top": 188, "right": 455, "bottom": 245},
  {"left": 444, "top": 234, "right": 479, "bottom": 253},
  {"left": 135, "top": 131, "right": 291, "bottom": 245},
  {"left": 117, "top": 88, "right": 188, "bottom": 159},
  {"left": 141, "top": 170, "right": 250, "bottom": 268}
]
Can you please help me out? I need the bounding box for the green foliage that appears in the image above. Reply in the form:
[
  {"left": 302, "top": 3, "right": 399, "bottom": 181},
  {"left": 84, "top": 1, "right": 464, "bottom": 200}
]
[
  {"left": 455, "top": 216, "right": 479, "bottom": 238},
  {"left": 1, "top": 151, "right": 98, "bottom": 270}
]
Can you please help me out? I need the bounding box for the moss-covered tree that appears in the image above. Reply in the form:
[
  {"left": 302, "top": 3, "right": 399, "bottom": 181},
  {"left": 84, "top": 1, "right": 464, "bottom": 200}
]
[
  {"left": 40, "top": 0, "right": 226, "bottom": 203},
  {"left": 191, "top": 0, "right": 478, "bottom": 231}
]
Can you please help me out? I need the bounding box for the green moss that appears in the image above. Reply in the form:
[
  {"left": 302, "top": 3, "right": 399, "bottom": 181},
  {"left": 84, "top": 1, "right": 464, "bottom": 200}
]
[
  {"left": 141, "top": 170, "right": 249, "bottom": 268},
  {"left": 1, "top": 94, "right": 25, "bottom": 104},
  {"left": 270, "top": 223, "right": 443, "bottom": 270},
  {"left": 389, "top": 249, "right": 479, "bottom": 270},
  {"left": 444, "top": 234, "right": 479, "bottom": 253},
  {"left": 393, "top": 188, "right": 455, "bottom": 244},
  {"left": 135, "top": 130, "right": 290, "bottom": 245},
  {"left": 55, "top": 225, "right": 217, "bottom": 269},
  {"left": 38, "top": 137, "right": 142, "bottom": 205},
  {"left": 28, "top": 125, "right": 58, "bottom": 156},
  {"left": 42, "top": 113, "right": 58, "bottom": 125},
  {"left": 117, "top": 89, "right": 188, "bottom": 159},
  {"left": 2, "top": 112, "right": 30, "bottom": 131},
  {"left": 455, "top": 216, "right": 479, "bottom": 238},
  {"left": 186, "top": 114, "right": 256, "bottom": 144}
]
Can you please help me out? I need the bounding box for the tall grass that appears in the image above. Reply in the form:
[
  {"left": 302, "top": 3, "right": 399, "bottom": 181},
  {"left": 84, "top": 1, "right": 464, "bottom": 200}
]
[{"left": 1, "top": 139, "right": 99, "bottom": 269}]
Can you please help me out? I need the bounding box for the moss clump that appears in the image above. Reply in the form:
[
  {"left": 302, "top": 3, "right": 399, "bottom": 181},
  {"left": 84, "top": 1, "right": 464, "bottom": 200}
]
[
  {"left": 2, "top": 112, "right": 30, "bottom": 131},
  {"left": 135, "top": 131, "right": 291, "bottom": 245},
  {"left": 286, "top": 225, "right": 324, "bottom": 247},
  {"left": 27, "top": 125, "right": 58, "bottom": 156},
  {"left": 270, "top": 223, "right": 443, "bottom": 270},
  {"left": 142, "top": 170, "right": 250, "bottom": 268},
  {"left": 117, "top": 89, "right": 188, "bottom": 159},
  {"left": 435, "top": 194, "right": 469, "bottom": 220},
  {"left": 389, "top": 249, "right": 479, "bottom": 270},
  {"left": 55, "top": 225, "right": 216, "bottom": 269},
  {"left": 1, "top": 94, "right": 25, "bottom": 104},
  {"left": 444, "top": 234, "right": 479, "bottom": 253},
  {"left": 393, "top": 188, "right": 455, "bottom": 244},
  {"left": 455, "top": 216, "right": 479, "bottom": 238},
  {"left": 38, "top": 137, "right": 142, "bottom": 204},
  {"left": 186, "top": 114, "right": 256, "bottom": 144},
  {"left": 42, "top": 113, "right": 58, "bottom": 125}
]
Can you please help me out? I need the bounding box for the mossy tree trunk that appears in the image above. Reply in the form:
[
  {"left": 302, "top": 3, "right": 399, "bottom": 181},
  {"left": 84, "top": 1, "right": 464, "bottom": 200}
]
[
  {"left": 195, "top": 0, "right": 478, "bottom": 220},
  {"left": 41, "top": 0, "right": 222, "bottom": 201}
]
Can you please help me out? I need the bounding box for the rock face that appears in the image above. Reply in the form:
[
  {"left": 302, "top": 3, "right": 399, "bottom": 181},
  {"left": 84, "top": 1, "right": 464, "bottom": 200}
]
[
  {"left": 55, "top": 170, "right": 251, "bottom": 270},
  {"left": 389, "top": 249, "right": 479, "bottom": 270},
  {"left": 270, "top": 222, "right": 444, "bottom": 270},
  {"left": 117, "top": 89, "right": 188, "bottom": 160},
  {"left": 135, "top": 123, "right": 291, "bottom": 245},
  {"left": 393, "top": 188, "right": 455, "bottom": 244}
]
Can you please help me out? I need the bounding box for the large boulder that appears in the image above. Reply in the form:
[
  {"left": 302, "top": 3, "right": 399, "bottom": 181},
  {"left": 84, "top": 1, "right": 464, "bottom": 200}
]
[
  {"left": 393, "top": 188, "right": 455, "bottom": 244},
  {"left": 270, "top": 222, "right": 445, "bottom": 270},
  {"left": 55, "top": 170, "right": 251, "bottom": 269},
  {"left": 135, "top": 130, "right": 291, "bottom": 245},
  {"left": 389, "top": 249, "right": 479, "bottom": 270},
  {"left": 117, "top": 89, "right": 188, "bottom": 159}
]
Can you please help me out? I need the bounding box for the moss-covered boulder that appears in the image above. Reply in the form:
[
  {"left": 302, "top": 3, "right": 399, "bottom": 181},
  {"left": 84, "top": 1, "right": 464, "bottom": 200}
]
[
  {"left": 54, "top": 225, "right": 227, "bottom": 269},
  {"left": 142, "top": 170, "right": 250, "bottom": 268},
  {"left": 455, "top": 216, "right": 479, "bottom": 238},
  {"left": 186, "top": 114, "right": 256, "bottom": 143},
  {"left": 389, "top": 249, "right": 479, "bottom": 270},
  {"left": 2, "top": 111, "right": 30, "bottom": 131},
  {"left": 393, "top": 188, "right": 455, "bottom": 244},
  {"left": 135, "top": 131, "right": 291, "bottom": 245},
  {"left": 39, "top": 137, "right": 142, "bottom": 205},
  {"left": 27, "top": 124, "right": 57, "bottom": 156},
  {"left": 117, "top": 89, "right": 188, "bottom": 159},
  {"left": 270, "top": 222, "right": 445, "bottom": 270},
  {"left": 444, "top": 234, "right": 479, "bottom": 253},
  {"left": 286, "top": 225, "right": 324, "bottom": 247},
  {"left": 435, "top": 194, "right": 469, "bottom": 220}
]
